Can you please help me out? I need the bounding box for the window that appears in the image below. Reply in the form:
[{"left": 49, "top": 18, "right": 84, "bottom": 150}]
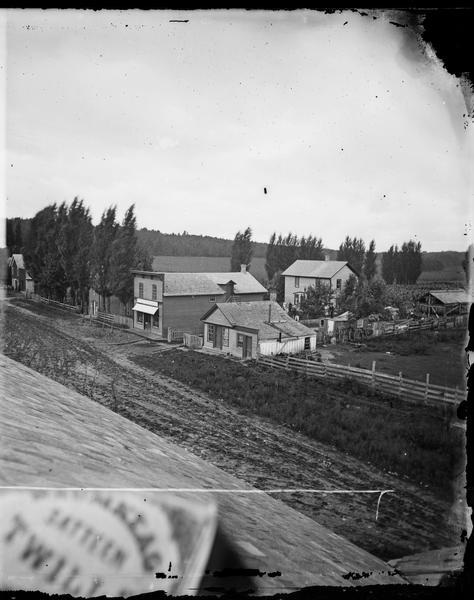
[
  {"left": 336, "top": 279, "right": 342, "bottom": 290},
  {"left": 137, "top": 312, "right": 143, "bottom": 324},
  {"left": 152, "top": 284, "right": 157, "bottom": 301},
  {"left": 222, "top": 328, "right": 229, "bottom": 347},
  {"left": 237, "top": 334, "right": 244, "bottom": 348},
  {"left": 304, "top": 337, "right": 311, "bottom": 350},
  {"left": 320, "top": 319, "right": 324, "bottom": 326},
  {"left": 138, "top": 282, "right": 144, "bottom": 298},
  {"left": 295, "top": 276, "right": 300, "bottom": 288},
  {"left": 207, "top": 324, "right": 215, "bottom": 342},
  {"left": 152, "top": 311, "right": 159, "bottom": 328},
  {"left": 209, "top": 296, "right": 216, "bottom": 303}
]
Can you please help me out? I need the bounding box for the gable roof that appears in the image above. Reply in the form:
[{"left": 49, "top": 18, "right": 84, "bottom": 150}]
[
  {"left": 281, "top": 260, "right": 357, "bottom": 279},
  {"left": 10, "top": 253, "right": 25, "bottom": 269},
  {"left": 146, "top": 271, "right": 267, "bottom": 297},
  {"left": 422, "top": 289, "right": 470, "bottom": 305},
  {"left": 202, "top": 301, "right": 315, "bottom": 341}
]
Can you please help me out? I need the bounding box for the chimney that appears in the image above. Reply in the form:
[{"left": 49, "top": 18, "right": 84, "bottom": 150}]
[
  {"left": 240, "top": 264, "right": 247, "bottom": 273},
  {"left": 324, "top": 254, "right": 329, "bottom": 261},
  {"left": 269, "top": 290, "right": 277, "bottom": 302}
]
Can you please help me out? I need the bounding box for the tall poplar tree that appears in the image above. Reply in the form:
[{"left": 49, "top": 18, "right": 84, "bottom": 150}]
[
  {"left": 230, "top": 227, "right": 253, "bottom": 271},
  {"left": 91, "top": 206, "right": 118, "bottom": 311},
  {"left": 110, "top": 205, "right": 139, "bottom": 307}
]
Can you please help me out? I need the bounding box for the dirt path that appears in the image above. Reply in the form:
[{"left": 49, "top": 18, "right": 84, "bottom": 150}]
[{"left": 3, "top": 298, "right": 466, "bottom": 560}]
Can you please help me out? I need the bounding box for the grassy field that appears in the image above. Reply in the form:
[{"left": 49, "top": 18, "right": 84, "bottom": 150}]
[
  {"left": 131, "top": 349, "right": 464, "bottom": 500},
  {"left": 328, "top": 328, "right": 467, "bottom": 388}
]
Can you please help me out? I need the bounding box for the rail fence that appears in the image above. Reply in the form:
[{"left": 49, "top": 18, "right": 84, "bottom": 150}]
[
  {"left": 94, "top": 311, "right": 132, "bottom": 328},
  {"left": 257, "top": 354, "right": 464, "bottom": 406},
  {"left": 36, "top": 295, "right": 80, "bottom": 312}
]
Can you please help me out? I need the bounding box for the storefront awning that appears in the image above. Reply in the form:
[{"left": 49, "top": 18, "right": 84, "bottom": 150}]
[{"left": 132, "top": 303, "right": 158, "bottom": 315}]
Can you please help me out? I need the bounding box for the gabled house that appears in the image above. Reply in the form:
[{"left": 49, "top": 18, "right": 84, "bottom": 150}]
[
  {"left": 131, "top": 265, "right": 267, "bottom": 338},
  {"left": 201, "top": 300, "right": 317, "bottom": 359},
  {"left": 7, "top": 254, "right": 34, "bottom": 293},
  {"left": 281, "top": 260, "right": 358, "bottom": 308}
]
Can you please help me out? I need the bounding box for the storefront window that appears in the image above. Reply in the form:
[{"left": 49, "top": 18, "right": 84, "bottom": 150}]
[{"left": 137, "top": 312, "right": 143, "bottom": 323}]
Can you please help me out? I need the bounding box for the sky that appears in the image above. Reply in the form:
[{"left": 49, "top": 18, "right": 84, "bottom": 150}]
[{"left": 2, "top": 9, "right": 473, "bottom": 252}]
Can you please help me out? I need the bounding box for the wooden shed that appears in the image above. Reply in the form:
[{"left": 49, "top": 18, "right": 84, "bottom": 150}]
[{"left": 418, "top": 289, "right": 469, "bottom": 317}]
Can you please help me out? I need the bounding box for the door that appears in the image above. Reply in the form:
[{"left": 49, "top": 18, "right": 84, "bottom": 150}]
[
  {"left": 144, "top": 313, "right": 152, "bottom": 330},
  {"left": 243, "top": 335, "right": 252, "bottom": 359},
  {"left": 215, "top": 326, "right": 223, "bottom": 349}
]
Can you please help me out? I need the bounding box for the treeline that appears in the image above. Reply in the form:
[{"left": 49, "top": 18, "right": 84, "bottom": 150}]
[
  {"left": 382, "top": 241, "right": 422, "bottom": 284},
  {"left": 8, "top": 200, "right": 151, "bottom": 311},
  {"left": 136, "top": 228, "right": 267, "bottom": 258}
]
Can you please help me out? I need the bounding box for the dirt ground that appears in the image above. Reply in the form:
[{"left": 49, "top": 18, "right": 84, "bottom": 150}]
[{"left": 2, "top": 297, "right": 468, "bottom": 562}]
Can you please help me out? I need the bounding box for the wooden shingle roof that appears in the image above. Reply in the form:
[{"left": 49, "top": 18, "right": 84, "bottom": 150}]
[
  {"left": 202, "top": 301, "right": 315, "bottom": 340},
  {"left": 282, "top": 260, "right": 356, "bottom": 279},
  {"left": 1, "top": 354, "right": 406, "bottom": 592}
]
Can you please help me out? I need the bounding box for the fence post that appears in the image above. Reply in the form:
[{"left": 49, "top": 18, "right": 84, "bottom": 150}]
[
  {"left": 425, "top": 373, "right": 430, "bottom": 403},
  {"left": 286, "top": 354, "right": 290, "bottom": 370},
  {"left": 371, "top": 361, "right": 376, "bottom": 391},
  {"left": 398, "top": 372, "right": 402, "bottom": 399}
]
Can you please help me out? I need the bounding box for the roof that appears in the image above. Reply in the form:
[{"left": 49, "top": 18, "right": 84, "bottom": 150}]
[
  {"left": 10, "top": 253, "right": 25, "bottom": 269},
  {"left": 151, "top": 255, "right": 268, "bottom": 282},
  {"left": 202, "top": 301, "right": 315, "bottom": 340},
  {"left": 133, "top": 271, "right": 267, "bottom": 297},
  {"left": 281, "top": 260, "right": 356, "bottom": 279},
  {"left": 422, "top": 289, "right": 470, "bottom": 304},
  {"left": 1, "top": 353, "right": 404, "bottom": 590}
]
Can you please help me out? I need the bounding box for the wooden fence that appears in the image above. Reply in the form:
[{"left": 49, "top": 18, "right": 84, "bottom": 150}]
[
  {"left": 37, "top": 295, "right": 79, "bottom": 312},
  {"left": 94, "top": 311, "right": 132, "bottom": 328},
  {"left": 302, "top": 313, "right": 467, "bottom": 345},
  {"left": 168, "top": 327, "right": 202, "bottom": 343},
  {"left": 257, "top": 355, "right": 464, "bottom": 406},
  {"left": 183, "top": 333, "right": 204, "bottom": 349}
]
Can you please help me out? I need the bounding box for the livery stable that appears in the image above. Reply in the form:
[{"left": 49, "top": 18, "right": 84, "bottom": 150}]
[
  {"left": 201, "top": 300, "right": 317, "bottom": 359},
  {"left": 131, "top": 266, "right": 267, "bottom": 338}
]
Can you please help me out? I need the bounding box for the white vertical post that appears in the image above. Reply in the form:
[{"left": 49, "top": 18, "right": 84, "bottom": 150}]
[
  {"left": 425, "top": 373, "right": 430, "bottom": 402},
  {"left": 371, "top": 361, "right": 376, "bottom": 391}
]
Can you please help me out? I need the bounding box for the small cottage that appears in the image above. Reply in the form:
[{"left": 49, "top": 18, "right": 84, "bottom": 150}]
[{"left": 201, "top": 300, "right": 317, "bottom": 359}]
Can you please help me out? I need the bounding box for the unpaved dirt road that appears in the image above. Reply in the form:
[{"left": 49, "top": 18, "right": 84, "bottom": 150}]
[{"left": 3, "top": 297, "right": 466, "bottom": 561}]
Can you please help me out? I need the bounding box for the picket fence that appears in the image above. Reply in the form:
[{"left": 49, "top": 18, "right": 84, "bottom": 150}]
[
  {"left": 183, "top": 333, "right": 204, "bottom": 349},
  {"left": 257, "top": 355, "right": 464, "bottom": 406}
]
